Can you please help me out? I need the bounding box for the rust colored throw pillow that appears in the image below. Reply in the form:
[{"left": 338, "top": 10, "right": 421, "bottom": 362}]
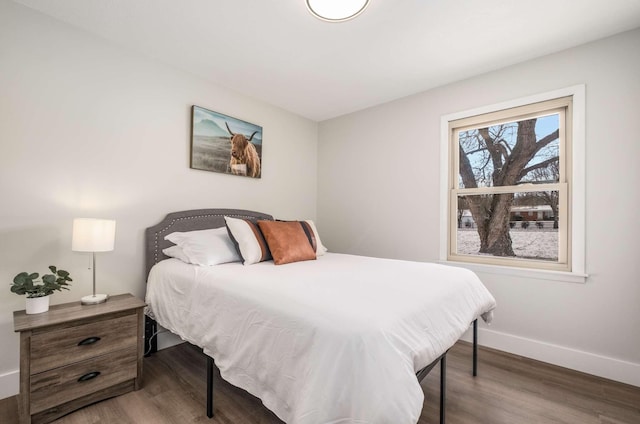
[{"left": 257, "top": 220, "right": 317, "bottom": 265}]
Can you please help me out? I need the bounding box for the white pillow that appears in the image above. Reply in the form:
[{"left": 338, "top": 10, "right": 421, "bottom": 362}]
[
  {"left": 224, "top": 216, "right": 272, "bottom": 265},
  {"left": 164, "top": 227, "right": 241, "bottom": 266},
  {"left": 304, "top": 220, "right": 328, "bottom": 256},
  {"left": 162, "top": 245, "right": 192, "bottom": 263}
]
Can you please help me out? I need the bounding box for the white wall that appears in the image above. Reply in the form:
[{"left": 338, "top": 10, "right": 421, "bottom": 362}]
[
  {"left": 0, "top": 1, "right": 318, "bottom": 398},
  {"left": 318, "top": 29, "right": 640, "bottom": 386}
]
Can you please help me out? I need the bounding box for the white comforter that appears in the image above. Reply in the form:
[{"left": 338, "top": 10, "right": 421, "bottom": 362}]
[{"left": 145, "top": 253, "right": 496, "bottom": 424}]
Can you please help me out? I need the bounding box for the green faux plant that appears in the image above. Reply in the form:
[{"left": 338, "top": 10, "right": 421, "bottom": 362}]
[{"left": 11, "top": 266, "right": 72, "bottom": 298}]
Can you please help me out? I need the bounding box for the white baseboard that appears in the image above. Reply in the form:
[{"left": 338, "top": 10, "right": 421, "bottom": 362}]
[
  {"left": 155, "top": 326, "right": 640, "bottom": 387},
  {"left": 2, "top": 327, "right": 636, "bottom": 400},
  {"left": 0, "top": 370, "right": 19, "bottom": 400},
  {"left": 462, "top": 327, "right": 640, "bottom": 387},
  {"left": 156, "top": 329, "right": 185, "bottom": 351}
]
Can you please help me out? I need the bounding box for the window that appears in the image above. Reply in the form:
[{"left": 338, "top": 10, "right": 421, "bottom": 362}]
[{"left": 440, "top": 87, "right": 586, "bottom": 282}]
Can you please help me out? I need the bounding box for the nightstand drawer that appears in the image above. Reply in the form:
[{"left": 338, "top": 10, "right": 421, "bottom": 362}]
[
  {"left": 30, "top": 312, "right": 138, "bottom": 374},
  {"left": 30, "top": 346, "right": 137, "bottom": 414}
]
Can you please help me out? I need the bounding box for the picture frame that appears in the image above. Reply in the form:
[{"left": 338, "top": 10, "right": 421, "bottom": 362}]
[{"left": 190, "top": 105, "right": 263, "bottom": 178}]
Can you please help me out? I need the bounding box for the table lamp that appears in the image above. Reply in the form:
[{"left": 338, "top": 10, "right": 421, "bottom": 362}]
[{"left": 72, "top": 218, "right": 116, "bottom": 305}]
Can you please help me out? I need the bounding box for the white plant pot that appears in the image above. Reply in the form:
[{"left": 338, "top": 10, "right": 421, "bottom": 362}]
[{"left": 26, "top": 295, "right": 50, "bottom": 314}]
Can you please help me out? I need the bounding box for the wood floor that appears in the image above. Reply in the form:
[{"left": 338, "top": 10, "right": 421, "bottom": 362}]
[{"left": 1, "top": 341, "right": 639, "bottom": 423}]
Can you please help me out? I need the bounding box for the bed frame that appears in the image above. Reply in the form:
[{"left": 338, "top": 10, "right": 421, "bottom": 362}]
[{"left": 144, "top": 208, "right": 479, "bottom": 424}]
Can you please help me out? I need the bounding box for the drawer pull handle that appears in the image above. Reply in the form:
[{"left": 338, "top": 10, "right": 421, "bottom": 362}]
[
  {"left": 78, "top": 337, "right": 101, "bottom": 346},
  {"left": 77, "top": 371, "right": 101, "bottom": 382}
]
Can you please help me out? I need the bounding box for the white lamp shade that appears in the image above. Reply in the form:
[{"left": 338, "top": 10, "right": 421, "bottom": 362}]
[
  {"left": 72, "top": 218, "right": 116, "bottom": 252},
  {"left": 306, "top": 0, "right": 370, "bottom": 22}
]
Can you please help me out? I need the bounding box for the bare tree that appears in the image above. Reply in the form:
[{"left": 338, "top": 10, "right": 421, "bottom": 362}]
[
  {"left": 458, "top": 119, "right": 559, "bottom": 256},
  {"left": 529, "top": 161, "right": 560, "bottom": 229},
  {"left": 457, "top": 196, "right": 468, "bottom": 228}
]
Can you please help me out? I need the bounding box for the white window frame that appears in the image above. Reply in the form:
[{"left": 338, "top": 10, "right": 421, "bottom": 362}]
[{"left": 439, "top": 86, "right": 587, "bottom": 283}]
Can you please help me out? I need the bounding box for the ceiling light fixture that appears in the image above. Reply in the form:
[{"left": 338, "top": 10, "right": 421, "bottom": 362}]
[{"left": 306, "top": 0, "right": 370, "bottom": 22}]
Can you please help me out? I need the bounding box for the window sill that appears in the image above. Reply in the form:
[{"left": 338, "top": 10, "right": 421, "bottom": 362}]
[{"left": 437, "top": 260, "right": 588, "bottom": 284}]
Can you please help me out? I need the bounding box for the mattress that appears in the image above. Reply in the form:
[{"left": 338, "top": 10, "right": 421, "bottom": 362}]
[{"left": 145, "top": 253, "right": 496, "bottom": 424}]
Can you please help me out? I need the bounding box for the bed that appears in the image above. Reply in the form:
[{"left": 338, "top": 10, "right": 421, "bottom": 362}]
[{"left": 144, "top": 209, "right": 496, "bottom": 424}]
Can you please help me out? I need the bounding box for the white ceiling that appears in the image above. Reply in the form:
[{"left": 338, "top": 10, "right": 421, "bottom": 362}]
[{"left": 14, "top": 0, "right": 640, "bottom": 121}]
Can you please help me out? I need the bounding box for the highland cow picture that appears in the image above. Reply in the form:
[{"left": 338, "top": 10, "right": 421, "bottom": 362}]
[{"left": 190, "top": 105, "right": 263, "bottom": 178}]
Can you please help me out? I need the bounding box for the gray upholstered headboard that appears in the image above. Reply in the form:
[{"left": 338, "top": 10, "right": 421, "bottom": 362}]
[{"left": 145, "top": 208, "right": 273, "bottom": 278}]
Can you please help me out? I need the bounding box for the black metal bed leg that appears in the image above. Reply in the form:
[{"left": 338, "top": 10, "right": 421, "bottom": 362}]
[
  {"left": 207, "top": 355, "right": 214, "bottom": 418},
  {"left": 440, "top": 354, "right": 446, "bottom": 424},
  {"left": 473, "top": 319, "right": 478, "bottom": 377}
]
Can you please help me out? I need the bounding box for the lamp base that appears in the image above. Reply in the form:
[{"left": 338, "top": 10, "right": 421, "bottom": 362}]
[{"left": 81, "top": 294, "right": 109, "bottom": 305}]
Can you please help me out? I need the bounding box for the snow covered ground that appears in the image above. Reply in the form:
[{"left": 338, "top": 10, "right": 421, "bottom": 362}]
[{"left": 457, "top": 229, "right": 558, "bottom": 261}]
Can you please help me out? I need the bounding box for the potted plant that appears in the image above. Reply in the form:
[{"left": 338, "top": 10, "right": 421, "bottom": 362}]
[{"left": 11, "top": 266, "right": 72, "bottom": 314}]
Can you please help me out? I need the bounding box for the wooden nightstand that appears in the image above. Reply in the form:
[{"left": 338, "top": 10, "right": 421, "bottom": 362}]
[{"left": 13, "top": 293, "right": 145, "bottom": 424}]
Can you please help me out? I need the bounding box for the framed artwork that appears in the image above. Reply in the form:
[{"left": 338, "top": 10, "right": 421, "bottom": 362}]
[{"left": 190, "top": 105, "right": 263, "bottom": 178}]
